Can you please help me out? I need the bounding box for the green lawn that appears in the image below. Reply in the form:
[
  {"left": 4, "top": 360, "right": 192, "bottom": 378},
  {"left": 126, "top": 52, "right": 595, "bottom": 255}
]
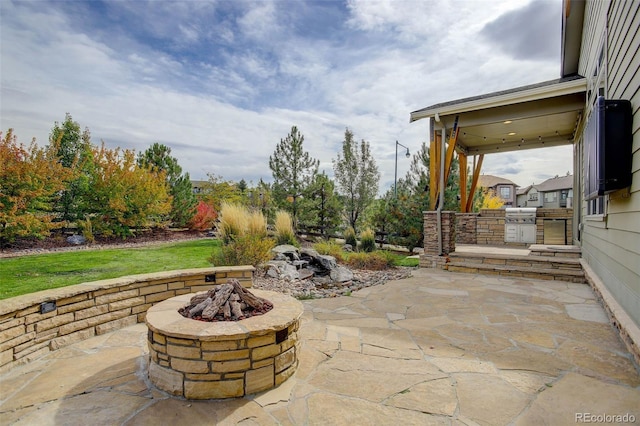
[
  {"left": 0, "top": 238, "right": 419, "bottom": 300},
  {"left": 392, "top": 255, "right": 420, "bottom": 267},
  {"left": 0, "top": 239, "right": 220, "bottom": 300}
]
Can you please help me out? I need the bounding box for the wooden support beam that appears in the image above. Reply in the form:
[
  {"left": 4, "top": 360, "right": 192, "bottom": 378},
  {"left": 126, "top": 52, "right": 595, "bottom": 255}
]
[
  {"left": 443, "top": 122, "right": 459, "bottom": 185},
  {"left": 459, "top": 153, "right": 468, "bottom": 212},
  {"left": 465, "top": 154, "right": 484, "bottom": 212}
]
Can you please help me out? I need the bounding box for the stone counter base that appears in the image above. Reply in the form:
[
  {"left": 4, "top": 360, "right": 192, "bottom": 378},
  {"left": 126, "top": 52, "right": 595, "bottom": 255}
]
[{"left": 146, "top": 291, "right": 302, "bottom": 399}]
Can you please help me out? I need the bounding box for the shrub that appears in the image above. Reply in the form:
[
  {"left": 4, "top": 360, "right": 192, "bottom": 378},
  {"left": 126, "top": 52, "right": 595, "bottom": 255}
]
[
  {"left": 343, "top": 226, "right": 357, "bottom": 249},
  {"left": 359, "top": 228, "right": 376, "bottom": 253},
  {"left": 274, "top": 210, "right": 298, "bottom": 246},
  {"left": 313, "top": 240, "right": 344, "bottom": 262},
  {"left": 247, "top": 210, "right": 268, "bottom": 239},
  {"left": 189, "top": 201, "right": 217, "bottom": 231},
  {"left": 377, "top": 249, "right": 400, "bottom": 266},
  {"left": 218, "top": 202, "right": 249, "bottom": 244},
  {"left": 78, "top": 216, "right": 95, "bottom": 244},
  {"left": 346, "top": 251, "right": 393, "bottom": 270},
  {"left": 209, "top": 234, "right": 275, "bottom": 267}
]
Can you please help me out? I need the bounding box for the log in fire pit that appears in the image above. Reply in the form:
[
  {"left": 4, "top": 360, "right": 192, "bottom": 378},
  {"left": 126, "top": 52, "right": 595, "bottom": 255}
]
[
  {"left": 178, "top": 280, "right": 273, "bottom": 321},
  {"left": 145, "top": 280, "right": 303, "bottom": 399}
]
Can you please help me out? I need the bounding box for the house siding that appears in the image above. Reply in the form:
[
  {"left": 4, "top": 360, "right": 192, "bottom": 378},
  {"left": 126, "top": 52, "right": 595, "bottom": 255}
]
[
  {"left": 577, "top": 0, "right": 640, "bottom": 327},
  {"left": 527, "top": 188, "right": 542, "bottom": 207}
]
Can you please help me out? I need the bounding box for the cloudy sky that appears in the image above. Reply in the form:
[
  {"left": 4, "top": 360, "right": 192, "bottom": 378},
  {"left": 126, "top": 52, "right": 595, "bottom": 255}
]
[{"left": 1, "top": 0, "right": 571, "bottom": 191}]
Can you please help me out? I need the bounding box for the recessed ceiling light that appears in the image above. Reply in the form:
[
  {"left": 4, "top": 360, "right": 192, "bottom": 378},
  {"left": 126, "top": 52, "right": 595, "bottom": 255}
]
[{"left": 503, "top": 120, "right": 512, "bottom": 124}]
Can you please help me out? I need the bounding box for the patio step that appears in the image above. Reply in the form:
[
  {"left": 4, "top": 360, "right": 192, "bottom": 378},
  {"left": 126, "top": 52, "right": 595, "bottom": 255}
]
[
  {"left": 445, "top": 251, "right": 586, "bottom": 283},
  {"left": 528, "top": 244, "right": 582, "bottom": 258}
]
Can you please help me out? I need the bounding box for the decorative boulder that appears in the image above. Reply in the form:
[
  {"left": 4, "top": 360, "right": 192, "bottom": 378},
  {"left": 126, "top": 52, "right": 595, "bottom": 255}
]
[
  {"left": 272, "top": 245, "right": 300, "bottom": 261},
  {"left": 267, "top": 244, "right": 355, "bottom": 284},
  {"left": 66, "top": 234, "right": 87, "bottom": 245},
  {"left": 266, "top": 260, "right": 300, "bottom": 281},
  {"left": 316, "top": 254, "right": 337, "bottom": 270},
  {"left": 330, "top": 265, "right": 354, "bottom": 282}
]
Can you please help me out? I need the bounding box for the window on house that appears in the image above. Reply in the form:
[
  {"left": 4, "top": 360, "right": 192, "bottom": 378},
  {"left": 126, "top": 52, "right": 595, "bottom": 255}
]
[
  {"left": 585, "top": 37, "right": 607, "bottom": 216},
  {"left": 544, "top": 192, "right": 557, "bottom": 203},
  {"left": 529, "top": 193, "right": 538, "bottom": 201},
  {"left": 588, "top": 197, "right": 604, "bottom": 215},
  {"left": 499, "top": 187, "right": 511, "bottom": 199}
]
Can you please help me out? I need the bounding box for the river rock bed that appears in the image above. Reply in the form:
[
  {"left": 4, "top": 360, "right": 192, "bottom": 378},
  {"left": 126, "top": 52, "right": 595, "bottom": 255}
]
[{"left": 253, "top": 266, "right": 414, "bottom": 299}]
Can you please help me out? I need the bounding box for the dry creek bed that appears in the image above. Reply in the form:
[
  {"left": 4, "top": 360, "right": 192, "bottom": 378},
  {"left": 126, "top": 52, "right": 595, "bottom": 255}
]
[{"left": 253, "top": 266, "right": 414, "bottom": 299}]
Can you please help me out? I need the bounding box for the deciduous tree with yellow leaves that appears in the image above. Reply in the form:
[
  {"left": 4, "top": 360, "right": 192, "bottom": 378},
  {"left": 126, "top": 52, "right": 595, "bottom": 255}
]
[{"left": 0, "top": 130, "right": 73, "bottom": 245}]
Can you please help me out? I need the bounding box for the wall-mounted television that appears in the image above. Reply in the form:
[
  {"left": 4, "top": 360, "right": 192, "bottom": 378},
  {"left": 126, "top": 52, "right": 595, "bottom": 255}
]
[{"left": 584, "top": 96, "right": 632, "bottom": 200}]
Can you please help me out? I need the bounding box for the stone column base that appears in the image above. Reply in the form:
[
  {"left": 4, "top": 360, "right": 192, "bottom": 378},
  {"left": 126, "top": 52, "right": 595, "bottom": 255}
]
[{"left": 419, "top": 254, "right": 448, "bottom": 269}]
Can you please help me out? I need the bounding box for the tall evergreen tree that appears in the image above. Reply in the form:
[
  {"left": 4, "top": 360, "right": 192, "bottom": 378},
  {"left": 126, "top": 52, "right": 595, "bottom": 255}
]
[
  {"left": 137, "top": 143, "right": 197, "bottom": 227},
  {"left": 332, "top": 128, "right": 380, "bottom": 233},
  {"left": 299, "top": 172, "right": 342, "bottom": 237},
  {"left": 268, "top": 126, "right": 319, "bottom": 225},
  {"left": 49, "top": 113, "right": 94, "bottom": 223}
]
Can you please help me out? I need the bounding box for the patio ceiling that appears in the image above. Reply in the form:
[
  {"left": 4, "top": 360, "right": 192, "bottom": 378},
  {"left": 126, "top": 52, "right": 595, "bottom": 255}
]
[{"left": 410, "top": 76, "right": 587, "bottom": 155}]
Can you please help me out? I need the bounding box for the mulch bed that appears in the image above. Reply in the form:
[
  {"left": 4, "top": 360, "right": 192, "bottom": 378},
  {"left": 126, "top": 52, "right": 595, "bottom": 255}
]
[{"left": 0, "top": 229, "right": 207, "bottom": 257}]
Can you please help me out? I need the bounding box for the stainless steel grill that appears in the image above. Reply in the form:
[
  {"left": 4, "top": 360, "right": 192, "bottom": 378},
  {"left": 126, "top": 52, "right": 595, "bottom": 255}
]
[
  {"left": 504, "top": 208, "right": 537, "bottom": 224},
  {"left": 505, "top": 208, "right": 537, "bottom": 243}
]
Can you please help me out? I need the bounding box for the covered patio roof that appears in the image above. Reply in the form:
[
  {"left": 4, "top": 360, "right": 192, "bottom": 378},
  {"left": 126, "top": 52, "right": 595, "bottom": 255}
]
[{"left": 410, "top": 75, "right": 586, "bottom": 155}]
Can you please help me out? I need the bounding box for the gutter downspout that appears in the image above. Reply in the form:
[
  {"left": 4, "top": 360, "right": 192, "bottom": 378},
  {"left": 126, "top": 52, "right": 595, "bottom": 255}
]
[{"left": 437, "top": 125, "right": 446, "bottom": 255}]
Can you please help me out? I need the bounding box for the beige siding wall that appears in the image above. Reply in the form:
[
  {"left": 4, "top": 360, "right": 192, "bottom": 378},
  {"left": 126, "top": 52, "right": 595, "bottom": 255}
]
[{"left": 578, "top": 0, "right": 640, "bottom": 326}]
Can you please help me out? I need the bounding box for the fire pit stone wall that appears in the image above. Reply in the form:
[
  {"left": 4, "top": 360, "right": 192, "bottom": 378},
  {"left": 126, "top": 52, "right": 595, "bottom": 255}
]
[{"left": 145, "top": 289, "right": 303, "bottom": 399}]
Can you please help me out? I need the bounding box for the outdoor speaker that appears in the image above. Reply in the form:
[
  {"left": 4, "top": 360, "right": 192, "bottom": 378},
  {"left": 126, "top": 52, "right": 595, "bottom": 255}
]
[
  {"left": 602, "top": 98, "right": 632, "bottom": 193},
  {"left": 585, "top": 97, "right": 633, "bottom": 199}
]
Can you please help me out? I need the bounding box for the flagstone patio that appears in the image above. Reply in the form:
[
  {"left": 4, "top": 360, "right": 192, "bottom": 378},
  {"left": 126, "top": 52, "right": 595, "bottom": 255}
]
[{"left": 1, "top": 268, "right": 639, "bottom": 425}]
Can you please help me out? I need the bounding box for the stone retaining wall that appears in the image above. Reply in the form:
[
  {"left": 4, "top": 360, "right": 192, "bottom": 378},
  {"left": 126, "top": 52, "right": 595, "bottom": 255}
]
[
  {"left": 0, "top": 266, "right": 254, "bottom": 373},
  {"left": 455, "top": 214, "right": 477, "bottom": 244}
]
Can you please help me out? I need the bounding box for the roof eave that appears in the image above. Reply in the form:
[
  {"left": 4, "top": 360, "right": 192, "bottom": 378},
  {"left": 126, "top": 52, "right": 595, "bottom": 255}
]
[
  {"left": 561, "top": 0, "right": 585, "bottom": 77},
  {"left": 410, "top": 77, "right": 586, "bottom": 123}
]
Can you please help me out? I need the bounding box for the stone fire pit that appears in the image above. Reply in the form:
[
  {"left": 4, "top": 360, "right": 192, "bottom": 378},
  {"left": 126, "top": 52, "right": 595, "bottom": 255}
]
[{"left": 145, "top": 288, "right": 303, "bottom": 399}]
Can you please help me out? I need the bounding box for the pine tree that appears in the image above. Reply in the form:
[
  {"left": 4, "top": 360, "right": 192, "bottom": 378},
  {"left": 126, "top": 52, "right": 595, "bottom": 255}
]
[
  {"left": 332, "top": 128, "right": 380, "bottom": 233},
  {"left": 268, "top": 126, "right": 319, "bottom": 225},
  {"left": 299, "top": 172, "right": 343, "bottom": 237},
  {"left": 137, "top": 143, "right": 197, "bottom": 228}
]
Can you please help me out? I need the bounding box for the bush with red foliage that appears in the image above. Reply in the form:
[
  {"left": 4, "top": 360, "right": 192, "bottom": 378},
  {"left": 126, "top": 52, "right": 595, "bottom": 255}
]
[{"left": 189, "top": 201, "right": 217, "bottom": 231}]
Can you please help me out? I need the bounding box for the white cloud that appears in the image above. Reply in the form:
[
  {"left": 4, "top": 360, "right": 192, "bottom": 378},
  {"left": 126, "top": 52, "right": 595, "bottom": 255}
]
[
  {"left": 237, "top": 2, "right": 281, "bottom": 41},
  {"left": 1, "top": 0, "right": 569, "bottom": 194}
]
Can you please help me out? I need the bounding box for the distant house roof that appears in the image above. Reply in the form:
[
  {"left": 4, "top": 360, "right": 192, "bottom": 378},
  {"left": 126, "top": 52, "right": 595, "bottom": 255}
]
[
  {"left": 534, "top": 175, "right": 573, "bottom": 192},
  {"left": 191, "top": 180, "right": 208, "bottom": 188},
  {"left": 478, "top": 175, "right": 518, "bottom": 189},
  {"left": 517, "top": 185, "right": 534, "bottom": 196}
]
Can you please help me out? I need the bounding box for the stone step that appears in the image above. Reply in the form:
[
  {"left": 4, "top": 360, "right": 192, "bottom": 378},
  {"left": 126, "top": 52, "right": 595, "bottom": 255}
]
[
  {"left": 445, "top": 251, "right": 586, "bottom": 283},
  {"left": 448, "top": 252, "right": 583, "bottom": 270},
  {"left": 528, "top": 244, "right": 581, "bottom": 258},
  {"left": 445, "top": 261, "right": 586, "bottom": 283}
]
